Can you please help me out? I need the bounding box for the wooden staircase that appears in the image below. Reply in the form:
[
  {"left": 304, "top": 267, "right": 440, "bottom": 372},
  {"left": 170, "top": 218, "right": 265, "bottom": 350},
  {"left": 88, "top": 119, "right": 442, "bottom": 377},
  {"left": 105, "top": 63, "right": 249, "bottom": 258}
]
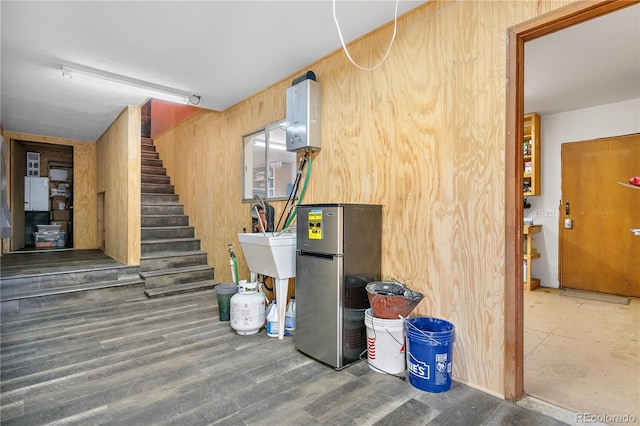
[{"left": 140, "top": 137, "right": 220, "bottom": 297}]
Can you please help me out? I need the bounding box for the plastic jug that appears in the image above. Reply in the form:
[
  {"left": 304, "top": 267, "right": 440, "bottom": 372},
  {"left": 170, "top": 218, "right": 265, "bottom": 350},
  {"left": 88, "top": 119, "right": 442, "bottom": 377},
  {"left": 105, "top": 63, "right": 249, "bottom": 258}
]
[
  {"left": 266, "top": 300, "right": 279, "bottom": 337},
  {"left": 285, "top": 296, "right": 296, "bottom": 331}
]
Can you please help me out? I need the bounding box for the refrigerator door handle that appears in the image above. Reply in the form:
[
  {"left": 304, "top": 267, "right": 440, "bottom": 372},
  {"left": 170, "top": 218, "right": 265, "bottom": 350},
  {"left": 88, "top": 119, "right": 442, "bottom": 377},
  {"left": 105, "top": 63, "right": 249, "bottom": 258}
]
[{"left": 297, "top": 251, "right": 342, "bottom": 259}]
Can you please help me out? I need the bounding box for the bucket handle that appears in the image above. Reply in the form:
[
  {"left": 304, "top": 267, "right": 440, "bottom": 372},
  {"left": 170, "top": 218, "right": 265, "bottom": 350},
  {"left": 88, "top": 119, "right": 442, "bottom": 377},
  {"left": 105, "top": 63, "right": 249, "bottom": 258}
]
[
  {"left": 385, "top": 327, "right": 404, "bottom": 347},
  {"left": 369, "top": 322, "right": 405, "bottom": 348},
  {"left": 399, "top": 315, "right": 442, "bottom": 345},
  {"left": 390, "top": 277, "right": 406, "bottom": 287}
]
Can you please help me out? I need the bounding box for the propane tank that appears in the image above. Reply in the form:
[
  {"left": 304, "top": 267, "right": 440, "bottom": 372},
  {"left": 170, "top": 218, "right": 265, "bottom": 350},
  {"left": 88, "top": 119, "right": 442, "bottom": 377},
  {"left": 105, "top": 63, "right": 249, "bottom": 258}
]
[{"left": 230, "top": 281, "right": 266, "bottom": 335}]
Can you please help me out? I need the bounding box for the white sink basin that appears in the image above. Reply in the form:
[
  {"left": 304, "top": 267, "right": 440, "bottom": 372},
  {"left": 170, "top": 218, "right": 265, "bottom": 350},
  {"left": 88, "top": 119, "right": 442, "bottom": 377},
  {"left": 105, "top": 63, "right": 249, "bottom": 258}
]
[{"left": 238, "top": 232, "right": 297, "bottom": 279}]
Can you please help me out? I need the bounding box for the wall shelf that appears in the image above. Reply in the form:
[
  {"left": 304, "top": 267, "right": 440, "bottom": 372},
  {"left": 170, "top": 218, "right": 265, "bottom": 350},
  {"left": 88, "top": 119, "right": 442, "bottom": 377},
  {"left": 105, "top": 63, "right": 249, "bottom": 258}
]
[
  {"left": 523, "top": 113, "right": 541, "bottom": 196},
  {"left": 523, "top": 224, "right": 542, "bottom": 291}
]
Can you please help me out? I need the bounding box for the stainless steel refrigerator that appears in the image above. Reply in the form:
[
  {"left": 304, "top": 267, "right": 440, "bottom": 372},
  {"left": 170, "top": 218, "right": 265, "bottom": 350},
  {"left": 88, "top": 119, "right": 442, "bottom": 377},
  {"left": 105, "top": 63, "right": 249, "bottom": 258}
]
[{"left": 295, "top": 204, "right": 382, "bottom": 369}]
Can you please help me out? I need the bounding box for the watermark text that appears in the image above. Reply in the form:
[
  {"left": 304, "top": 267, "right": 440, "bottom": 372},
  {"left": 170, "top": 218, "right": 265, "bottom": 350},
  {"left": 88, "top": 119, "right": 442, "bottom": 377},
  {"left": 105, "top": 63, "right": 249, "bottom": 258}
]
[{"left": 575, "top": 413, "right": 637, "bottom": 424}]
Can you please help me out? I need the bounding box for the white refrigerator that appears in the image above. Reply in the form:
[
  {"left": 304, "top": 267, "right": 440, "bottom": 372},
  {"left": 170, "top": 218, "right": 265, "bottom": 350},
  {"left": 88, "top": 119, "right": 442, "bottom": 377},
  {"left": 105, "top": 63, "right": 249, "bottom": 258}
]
[{"left": 24, "top": 176, "right": 49, "bottom": 211}]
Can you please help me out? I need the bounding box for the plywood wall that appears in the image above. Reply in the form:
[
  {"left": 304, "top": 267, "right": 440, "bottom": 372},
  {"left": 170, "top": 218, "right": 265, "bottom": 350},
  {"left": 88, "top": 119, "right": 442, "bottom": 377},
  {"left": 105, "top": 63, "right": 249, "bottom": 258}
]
[
  {"left": 96, "top": 106, "right": 141, "bottom": 265},
  {"left": 73, "top": 142, "right": 98, "bottom": 250},
  {"left": 18, "top": 142, "right": 73, "bottom": 177},
  {"left": 2, "top": 131, "right": 98, "bottom": 250},
  {"left": 154, "top": 0, "right": 573, "bottom": 396}
]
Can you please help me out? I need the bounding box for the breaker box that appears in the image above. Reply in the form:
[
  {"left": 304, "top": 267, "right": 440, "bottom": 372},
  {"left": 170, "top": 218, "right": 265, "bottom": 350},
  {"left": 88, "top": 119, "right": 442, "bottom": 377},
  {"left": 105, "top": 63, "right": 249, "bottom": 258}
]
[{"left": 27, "top": 152, "right": 40, "bottom": 177}]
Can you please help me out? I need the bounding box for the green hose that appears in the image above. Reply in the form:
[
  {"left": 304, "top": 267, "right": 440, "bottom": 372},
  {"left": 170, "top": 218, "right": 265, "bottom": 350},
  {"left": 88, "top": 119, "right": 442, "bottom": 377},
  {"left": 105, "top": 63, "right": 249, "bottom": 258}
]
[
  {"left": 233, "top": 256, "right": 239, "bottom": 285},
  {"left": 284, "top": 156, "right": 312, "bottom": 229},
  {"left": 228, "top": 243, "right": 240, "bottom": 284}
]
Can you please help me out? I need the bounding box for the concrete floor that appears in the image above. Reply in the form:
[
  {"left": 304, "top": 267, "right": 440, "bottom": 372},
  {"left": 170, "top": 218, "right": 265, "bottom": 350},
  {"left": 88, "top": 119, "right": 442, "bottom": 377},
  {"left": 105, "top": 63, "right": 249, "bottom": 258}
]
[{"left": 524, "top": 288, "right": 640, "bottom": 423}]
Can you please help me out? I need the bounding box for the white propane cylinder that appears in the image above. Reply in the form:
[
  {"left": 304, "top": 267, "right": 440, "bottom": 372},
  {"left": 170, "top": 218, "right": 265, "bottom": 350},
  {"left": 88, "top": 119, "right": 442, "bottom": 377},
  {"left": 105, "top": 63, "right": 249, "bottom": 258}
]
[{"left": 230, "top": 281, "right": 266, "bottom": 335}]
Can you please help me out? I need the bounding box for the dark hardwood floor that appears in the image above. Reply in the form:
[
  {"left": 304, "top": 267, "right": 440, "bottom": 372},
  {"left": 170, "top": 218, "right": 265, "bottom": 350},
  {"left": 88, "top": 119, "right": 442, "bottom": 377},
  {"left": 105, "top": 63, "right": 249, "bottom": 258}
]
[
  {"left": 0, "top": 284, "right": 568, "bottom": 425},
  {"left": 0, "top": 251, "right": 566, "bottom": 424},
  {"left": 0, "top": 249, "right": 125, "bottom": 278}
]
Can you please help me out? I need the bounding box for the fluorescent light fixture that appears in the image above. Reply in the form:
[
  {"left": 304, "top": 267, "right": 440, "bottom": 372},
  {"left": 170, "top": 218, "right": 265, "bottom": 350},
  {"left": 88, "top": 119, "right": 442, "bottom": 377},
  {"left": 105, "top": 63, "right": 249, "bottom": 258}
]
[
  {"left": 61, "top": 64, "right": 200, "bottom": 105},
  {"left": 254, "top": 141, "right": 287, "bottom": 151}
]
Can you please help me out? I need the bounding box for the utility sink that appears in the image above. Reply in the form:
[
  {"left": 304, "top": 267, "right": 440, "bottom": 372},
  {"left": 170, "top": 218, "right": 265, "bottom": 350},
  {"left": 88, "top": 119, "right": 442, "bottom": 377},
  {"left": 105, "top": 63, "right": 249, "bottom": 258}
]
[
  {"left": 238, "top": 231, "right": 297, "bottom": 340},
  {"left": 237, "top": 232, "right": 297, "bottom": 279}
]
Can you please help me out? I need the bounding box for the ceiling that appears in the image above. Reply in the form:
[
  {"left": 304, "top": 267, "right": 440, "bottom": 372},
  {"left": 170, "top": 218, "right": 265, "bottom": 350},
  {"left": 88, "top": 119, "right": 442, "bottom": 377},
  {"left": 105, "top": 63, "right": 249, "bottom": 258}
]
[
  {"left": 524, "top": 3, "right": 639, "bottom": 116},
  {"left": 1, "top": 1, "right": 638, "bottom": 143}
]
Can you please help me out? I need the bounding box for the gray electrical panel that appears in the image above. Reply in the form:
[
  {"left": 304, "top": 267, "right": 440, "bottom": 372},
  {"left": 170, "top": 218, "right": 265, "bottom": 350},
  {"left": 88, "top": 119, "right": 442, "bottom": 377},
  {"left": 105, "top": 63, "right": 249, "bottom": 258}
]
[{"left": 286, "top": 79, "right": 321, "bottom": 152}]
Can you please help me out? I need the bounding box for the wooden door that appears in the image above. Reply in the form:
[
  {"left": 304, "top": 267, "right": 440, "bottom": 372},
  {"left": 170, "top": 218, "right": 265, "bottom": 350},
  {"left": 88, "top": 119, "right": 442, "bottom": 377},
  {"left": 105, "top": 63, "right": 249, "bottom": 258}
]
[{"left": 560, "top": 134, "right": 640, "bottom": 297}]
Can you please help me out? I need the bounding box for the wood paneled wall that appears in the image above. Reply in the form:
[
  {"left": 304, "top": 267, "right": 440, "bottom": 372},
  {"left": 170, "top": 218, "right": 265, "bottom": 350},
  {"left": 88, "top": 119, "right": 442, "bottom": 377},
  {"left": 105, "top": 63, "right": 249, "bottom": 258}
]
[
  {"left": 18, "top": 142, "right": 73, "bottom": 177},
  {"left": 153, "top": 0, "right": 572, "bottom": 396},
  {"left": 96, "top": 106, "right": 141, "bottom": 265},
  {"left": 2, "top": 131, "right": 98, "bottom": 250}
]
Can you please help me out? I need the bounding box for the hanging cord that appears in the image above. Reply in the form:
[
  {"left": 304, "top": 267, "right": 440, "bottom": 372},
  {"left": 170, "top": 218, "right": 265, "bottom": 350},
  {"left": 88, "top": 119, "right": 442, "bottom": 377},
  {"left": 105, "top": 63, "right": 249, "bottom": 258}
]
[
  {"left": 333, "top": 0, "right": 399, "bottom": 71},
  {"left": 276, "top": 154, "right": 308, "bottom": 231},
  {"left": 284, "top": 156, "right": 312, "bottom": 229}
]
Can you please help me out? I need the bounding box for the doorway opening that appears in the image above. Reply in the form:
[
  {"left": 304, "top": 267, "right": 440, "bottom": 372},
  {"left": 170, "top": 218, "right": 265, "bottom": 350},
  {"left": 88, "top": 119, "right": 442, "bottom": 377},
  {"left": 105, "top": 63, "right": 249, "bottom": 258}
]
[
  {"left": 505, "top": 0, "right": 637, "bottom": 403},
  {"left": 10, "top": 140, "right": 74, "bottom": 252}
]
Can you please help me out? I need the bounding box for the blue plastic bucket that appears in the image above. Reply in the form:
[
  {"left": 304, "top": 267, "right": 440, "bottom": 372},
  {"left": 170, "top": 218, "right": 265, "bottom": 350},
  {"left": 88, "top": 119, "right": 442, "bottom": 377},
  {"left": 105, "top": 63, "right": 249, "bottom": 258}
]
[{"left": 404, "top": 317, "right": 455, "bottom": 393}]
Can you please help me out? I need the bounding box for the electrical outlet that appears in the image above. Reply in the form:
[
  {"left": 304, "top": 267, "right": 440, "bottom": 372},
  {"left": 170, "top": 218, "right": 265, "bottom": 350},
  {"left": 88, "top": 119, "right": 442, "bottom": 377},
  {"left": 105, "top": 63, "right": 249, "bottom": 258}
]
[
  {"left": 534, "top": 210, "right": 541, "bottom": 217},
  {"left": 545, "top": 209, "right": 555, "bottom": 217}
]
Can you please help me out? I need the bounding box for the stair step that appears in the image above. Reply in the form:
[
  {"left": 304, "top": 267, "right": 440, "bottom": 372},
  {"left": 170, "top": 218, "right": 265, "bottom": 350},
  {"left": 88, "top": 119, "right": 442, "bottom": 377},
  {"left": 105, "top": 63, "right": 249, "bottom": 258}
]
[
  {"left": 142, "top": 158, "right": 163, "bottom": 167},
  {"left": 141, "top": 226, "right": 194, "bottom": 240},
  {"left": 140, "top": 251, "right": 209, "bottom": 272},
  {"left": 142, "top": 151, "right": 159, "bottom": 160},
  {"left": 141, "top": 144, "right": 156, "bottom": 153},
  {"left": 141, "top": 166, "right": 167, "bottom": 176},
  {"left": 142, "top": 174, "right": 170, "bottom": 185},
  {"left": 141, "top": 193, "right": 180, "bottom": 204},
  {"left": 0, "top": 265, "right": 139, "bottom": 291},
  {"left": 142, "top": 183, "right": 175, "bottom": 194},
  {"left": 141, "top": 215, "right": 190, "bottom": 227},
  {"left": 144, "top": 280, "right": 220, "bottom": 298},
  {"left": 141, "top": 204, "right": 185, "bottom": 216},
  {"left": 1, "top": 277, "right": 146, "bottom": 302},
  {"left": 141, "top": 238, "right": 201, "bottom": 254},
  {"left": 141, "top": 265, "right": 214, "bottom": 289},
  {"left": 141, "top": 137, "right": 154, "bottom": 145},
  {"left": 0, "top": 278, "right": 146, "bottom": 316}
]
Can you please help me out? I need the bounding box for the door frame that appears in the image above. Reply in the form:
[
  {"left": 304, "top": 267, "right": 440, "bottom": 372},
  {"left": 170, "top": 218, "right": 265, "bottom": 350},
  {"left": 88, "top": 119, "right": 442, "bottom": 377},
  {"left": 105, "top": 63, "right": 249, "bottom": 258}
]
[{"left": 504, "top": 0, "right": 639, "bottom": 401}]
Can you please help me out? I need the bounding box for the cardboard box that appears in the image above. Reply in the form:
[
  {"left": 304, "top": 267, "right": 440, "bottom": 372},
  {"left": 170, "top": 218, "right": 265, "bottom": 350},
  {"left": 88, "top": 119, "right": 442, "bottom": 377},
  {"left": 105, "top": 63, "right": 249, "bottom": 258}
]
[
  {"left": 51, "top": 209, "right": 70, "bottom": 221},
  {"left": 51, "top": 195, "right": 67, "bottom": 210}
]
